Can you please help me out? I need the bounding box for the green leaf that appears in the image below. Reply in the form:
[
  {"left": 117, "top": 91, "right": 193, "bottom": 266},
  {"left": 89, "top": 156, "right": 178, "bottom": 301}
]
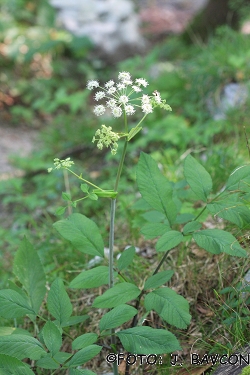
[
  {"left": 88, "top": 193, "right": 98, "bottom": 201},
  {"left": 144, "top": 287, "right": 191, "bottom": 329},
  {"left": 47, "top": 278, "right": 73, "bottom": 326},
  {"left": 68, "top": 345, "right": 102, "bottom": 367},
  {"left": 80, "top": 184, "right": 89, "bottom": 193},
  {"left": 117, "top": 247, "right": 135, "bottom": 271},
  {"left": 70, "top": 368, "right": 97, "bottom": 375},
  {"left": 226, "top": 164, "right": 250, "bottom": 191},
  {"left": 92, "top": 283, "right": 140, "bottom": 308},
  {"left": 42, "top": 321, "right": 62, "bottom": 356},
  {"left": 35, "top": 354, "right": 59, "bottom": 370},
  {"left": 53, "top": 351, "right": 72, "bottom": 363},
  {"left": 69, "top": 266, "right": 110, "bottom": 289},
  {"left": 13, "top": 237, "right": 46, "bottom": 314},
  {"left": 62, "top": 192, "right": 71, "bottom": 201},
  {"left": 156, "top": 230, "right": 183, "bottom": 252},
  {"left": 136, "top": 152, "right": 177, "bottom": 225},
  {"left": 193, "top": 229, "right": 247, "bottom": 257},
  {"left": 140, "top": 223, "right": 170, "bottom": 239},
  {"left": 0, "top": 354, "right": 35, "bottom": 375},
  {"left": 144, "top": 270, "right": 174, "bottom": 290},
  {"left": 53, "top": 213, "right": 104, "bottom": 257},
  {"left": 0, "top": 335, "right": 46, "bottom": 360},
  {"left": 182, "top": 221, "right": 202, "bottom": 235},
  {"left": 207, "top": 201, "right": 250, "bottom": 228},
  {"left": 99, "top": 304, "right": 137, "bottom": 331},
  {"left": 184, "top": 154, "right": 212, "bottom": 202},
  {"left": 55, "top": 206, "right": 66, "bottom": 215},
  {"left": 0, "top": 290, "right": 35, "bottom": 319},
  {"left": 116, "top": 326, "right": 181, "bottom": 354},
  {"left": 61, "top": 315, "right": 89, "bottom": 327},
  {"left": 72, "top": 333, "right": 98, "bottom": 350},
  {"left": 0, "top": 327, "right": 31, "bottom": 337}
]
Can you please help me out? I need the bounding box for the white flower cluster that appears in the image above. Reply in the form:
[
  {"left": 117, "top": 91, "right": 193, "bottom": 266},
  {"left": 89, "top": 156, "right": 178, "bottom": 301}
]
[
  {"left": 92, "top": 125, "right": 120, "bottom": 155},
  {"left": 48, "top": 157, "right": 74, "bottom": 173},
  {"left": 87, "top": 71, "right": 164, "bottom": 118}
]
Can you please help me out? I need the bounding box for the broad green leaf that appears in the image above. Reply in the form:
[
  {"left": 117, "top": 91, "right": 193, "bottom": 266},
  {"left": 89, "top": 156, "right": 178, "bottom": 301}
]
[
  {"left": 69, "top": 266, "right": 110, "bottom": 289},
  {"left": 140, "top": 223, "right": 170, "bottom": 239},
  {"left": 144, "top": 270, "right": 174, "bottom": 290},
  {"left": 156, "top": 230, "right": 183, "bottom": 252},
  {"left": 13, "top": 237, "right": 46, "bottom": 314},
  {"left": 226, "top": 164, "right": 250, "bottom": 190},
  {"left": 42, "top": 321, "right": 62, "bottom": 356},
  {"left": 0, "top": 334, "right": 46, "bottom": 360},
  {"left": 56, "top": 206, "right": 66, "bottom": 216},
  {"left": 80, "top": 184, "right": 89, "bottom": 193},
  {"left": 184, "top": 154, "right": 212, "bottom": 202},
  {"left": 0, "top": 290, "right": 35, "bottom": 319},
  {"left": 144, "top": 288, "right": 191, "bottom": 329},
  {"left": 47, "top": 278, "right": 73, "bottom": 326},
  {"left": 182, "top": 221, "right": 202, "bottom": 235},
  {"left": 70, "top": 368, "right": 97, "bottom": 375},
  {"left": 36, "top": 354, "right": 59, "bottom": 370},
  {"left": 72, "top": 333, "right": 98, "bottom": 350},
  {"left": 92, "top": 283, "right": 140, "bottom": 308},
  {"left": 193, "top": 229, "right": 247, "bottom": 257},
  {"left": 53, "top": 213, "right": 104, "bottom": 257},
  {"left": 207, "top": 201, "right": 250, "bottom": 228},
  {"left": 117, "top": 247, "right": 135, "bottom": 271},
  {"left": 61, "top": 315, "right": 89, "bottom": 327},
  {"left": 53, "top": 351, "right": 72, "bottom": 363},
  {"left": 99, "top": 304, "right": 137, "bottom": 331},
  {"left": 141, "top": 210, "right": 166, "bottom": 223},
  {"left": 62, "top": 192, "right": 71, "bottom": 201},
  {"left": 68, "top": 345, "right": 102, "bottom": 367},
  {"left": 136, "top": 152, "right": 177, "bottom": 225},
  {"left": 116, "top": 326, "right": 181, "bottom": 354},
  {"left": 0, "top": 327, "right": 31, "bottom": 337},
  {"left": 0, "top": 354, "right": 35, "bottom": 375}
]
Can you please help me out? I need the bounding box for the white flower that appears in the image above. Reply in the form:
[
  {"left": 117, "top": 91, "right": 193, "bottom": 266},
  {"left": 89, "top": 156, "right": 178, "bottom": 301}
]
[
  {"left": 117, "top": 83, "right": 126, "bottom": 90},
  {"left": 141, "top": 94, "right": 150, "bottom": 104},
  {"left": 87, "top": 80, "right": 99, "bottom": 90},
  {"left": 118, "top": 71, "right": 131, "bottom": 81},
  {"left": 132, "top": 85, "right": 142, "bottom": 93},
  {"left": 106, "top": 99, "right": 117, "bottom": 108},
  {"left": 107, "top": 87, "right": 116, "bottom": 95},
  {"left": 142, "top": 103, "right": 153, "bottom": 114},
  {"left": 135, "top": 78, "right": 148, "bottom": 87},
  {"left": 112, "top": 107, "right": 123, "bottom": 117},
  {"left": 94, "top": 105, "right": 106, "bottom": 116},
  {"left": 105, "top": 80, "right": 115, "bottom": 88},
  {"left": 125, "top": 105, "right": 135, "bottom": 115},
  {"left": 119, "top": 95, "right": 129, "bottom": 104},
  {"left": 153, "top": 90, "right": 161, "bottom": 104},
  {"left": 94, "top": 91, "right": 106, "bottom": 101}
]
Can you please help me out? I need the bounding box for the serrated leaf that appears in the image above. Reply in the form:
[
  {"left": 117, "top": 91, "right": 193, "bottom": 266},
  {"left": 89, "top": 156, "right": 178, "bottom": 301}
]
[
  {"left": 136, "top": 152, "right": 177, "bottom": 225},
  {"left": 141, "top": 223, "right": 170, "bottom": 239},
  {"left": 207, "top": 201, "right": 250, "bottom": 228},
  {"left": 47, "top": 278, "right": 73, "bottom": 326},
  {"left": 68, "top": 345, "right": 101, "bottom": 367},
  {"left": 193, "top": 229, "right": 247, "bottom": 257},
  {"left": 0, "top": 290, "right": 35, "bottom": 319},
  {"left": 72, "top": 333, "right": 98, "bottom": 350},
  {"left": 184, "top": 154, "right": 212, "bottom": 202},
  {"left": 0, "top": 354, "right": 35, "bottom": 375},
  {"left": 156, "top": 230, "right": 183, "bottom": 252},
  {"left": 61, "top": 315, "right": 89, "bottom": 327},
  {"left": 42, "top": 321, "right": 62, "bottom": 356},
  {"left": 35, "top": 354, "right": 59, "bottom": 370},
  {"left": 13, "top": 237, "right": 46, "bottom": 314},
  {"left": 0, "top": 335, "right": 46, "bottom": 360},
  {"left": 116, "top": 326, "right": 181, "bottom": 354},
  {"left": 53, "top": 351, "right": 72, "bottom": 363},
  {"left": 92, "top": 283, "right": 140, "bottom": 308},
  {"left": 144, "top": 288, "right": 191, "bottom": 329},
  {"left": 226, "top": 164, "right": 250, "bottom": 190},
  {"left": 69, "top": 266, "right": 110, "bottom": 289},
  {"left": 0, "top": 327, "right": 31, "bottom": 337},
  {"left": 53, "top": 213, "right": 104, "bottom": 257},
  {"left": 99, "top": 304, "right": 137, "bottom": 331},
  {"left": 182, "top": 221, "right": 202, "bottom": 235},
  {"left": 117, "top": 247, "right": 135, "bottom": 271},
  {"left": 144, "top": 270, "right": 174, "bottom": 290}
]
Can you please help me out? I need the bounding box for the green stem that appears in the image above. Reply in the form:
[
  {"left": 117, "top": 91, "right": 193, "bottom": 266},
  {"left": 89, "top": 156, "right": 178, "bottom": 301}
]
[{"left": 65, "top": 168, "right": 102, "bottom": 190}]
